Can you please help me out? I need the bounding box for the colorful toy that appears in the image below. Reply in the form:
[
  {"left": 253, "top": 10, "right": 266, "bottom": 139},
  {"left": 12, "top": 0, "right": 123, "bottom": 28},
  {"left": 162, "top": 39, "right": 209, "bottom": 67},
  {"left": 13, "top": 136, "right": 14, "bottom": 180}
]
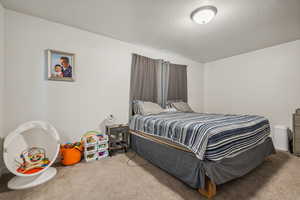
[
  {"left": 60, "top": 142, "right": 83, "bottom": 166},
  {"left": 81, "top": 131, "right": 109, "bottom": 162},
  {"left": 16, "top": 147, "right": 50, "bottom": 174}
]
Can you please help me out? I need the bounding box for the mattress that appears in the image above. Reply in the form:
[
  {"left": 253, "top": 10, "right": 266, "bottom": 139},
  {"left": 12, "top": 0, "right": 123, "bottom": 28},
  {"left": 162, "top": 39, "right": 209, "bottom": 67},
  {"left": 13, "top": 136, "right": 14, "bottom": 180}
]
[{"left": 130, "top": 112, "right": 270, "bottom": 161}]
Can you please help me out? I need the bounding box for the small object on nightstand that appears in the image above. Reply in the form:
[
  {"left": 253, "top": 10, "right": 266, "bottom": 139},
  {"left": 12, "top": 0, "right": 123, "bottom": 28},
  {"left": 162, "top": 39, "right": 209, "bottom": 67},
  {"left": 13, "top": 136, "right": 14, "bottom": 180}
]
[{"left": 105, "top": 124, "right": 129, "bottom": 156}]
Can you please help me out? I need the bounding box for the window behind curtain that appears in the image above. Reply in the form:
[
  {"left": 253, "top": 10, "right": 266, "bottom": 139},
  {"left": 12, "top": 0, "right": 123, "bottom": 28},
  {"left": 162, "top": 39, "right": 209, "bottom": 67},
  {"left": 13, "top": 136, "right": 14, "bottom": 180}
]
[{"left": 167, "top": 64, "right": 188, "bottom": 102}]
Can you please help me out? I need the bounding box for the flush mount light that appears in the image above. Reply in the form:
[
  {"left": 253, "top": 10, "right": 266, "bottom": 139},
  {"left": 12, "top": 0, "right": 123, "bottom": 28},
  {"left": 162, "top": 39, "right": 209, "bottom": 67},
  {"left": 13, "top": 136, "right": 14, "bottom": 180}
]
[{"left": 191, "top": 6, "right": 218, "bottom": 25}]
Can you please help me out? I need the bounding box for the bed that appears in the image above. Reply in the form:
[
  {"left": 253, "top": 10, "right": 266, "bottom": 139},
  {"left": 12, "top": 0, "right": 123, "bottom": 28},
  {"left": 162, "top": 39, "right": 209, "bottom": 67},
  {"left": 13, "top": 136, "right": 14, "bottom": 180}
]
[{"left": 129, "top": 112, "right": 275, "bottom": 198}]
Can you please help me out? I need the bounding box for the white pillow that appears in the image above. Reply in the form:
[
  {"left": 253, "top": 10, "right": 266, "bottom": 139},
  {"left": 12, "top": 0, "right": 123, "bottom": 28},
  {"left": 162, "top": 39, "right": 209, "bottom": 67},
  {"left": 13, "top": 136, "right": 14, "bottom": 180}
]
[
  {"left": 166, "top": 99, "right": 182, "bottom": 109},
  {"left": 139, "top": 101, "right": 164, "bottom": 115},
  {"left": 171, "top": 102, "right": 193, "bottom": 112},
  {"left": 164, "top": 107, "right": 177, "bottom": 112}
]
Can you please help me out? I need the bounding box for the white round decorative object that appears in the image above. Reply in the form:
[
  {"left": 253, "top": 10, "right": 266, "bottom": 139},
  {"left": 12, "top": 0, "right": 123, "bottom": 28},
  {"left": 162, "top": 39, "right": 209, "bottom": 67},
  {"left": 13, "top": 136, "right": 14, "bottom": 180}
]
[{"left": 3, "top": 121, "right": 60, "bottom": 189}]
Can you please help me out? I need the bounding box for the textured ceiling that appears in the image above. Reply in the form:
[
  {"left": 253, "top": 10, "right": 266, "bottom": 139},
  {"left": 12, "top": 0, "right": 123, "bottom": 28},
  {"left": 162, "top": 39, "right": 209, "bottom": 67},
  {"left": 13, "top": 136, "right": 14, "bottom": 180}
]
[{"left": 1, "top": 0, "right": 300, "bottom": 62}]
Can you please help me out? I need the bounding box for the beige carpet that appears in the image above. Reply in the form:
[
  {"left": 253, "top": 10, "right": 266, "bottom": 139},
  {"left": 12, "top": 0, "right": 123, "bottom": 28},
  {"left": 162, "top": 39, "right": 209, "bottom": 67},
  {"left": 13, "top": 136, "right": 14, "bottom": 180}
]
[{"left": 0, "top": 151, "right": 299, "bottom": 200}]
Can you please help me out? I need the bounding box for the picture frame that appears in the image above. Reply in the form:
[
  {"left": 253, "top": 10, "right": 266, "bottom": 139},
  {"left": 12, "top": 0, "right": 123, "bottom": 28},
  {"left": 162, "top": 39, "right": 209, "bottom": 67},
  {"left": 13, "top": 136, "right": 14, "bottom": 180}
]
[{"left": 47, "top": 49, "right": 75, "bottom": 82}]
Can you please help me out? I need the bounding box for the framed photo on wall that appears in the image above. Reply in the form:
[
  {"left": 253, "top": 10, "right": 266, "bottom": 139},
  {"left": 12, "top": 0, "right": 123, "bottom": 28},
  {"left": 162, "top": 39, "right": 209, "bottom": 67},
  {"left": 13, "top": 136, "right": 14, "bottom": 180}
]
[{"left": 47, "top": 49, "right": 75, "bottom": 81}]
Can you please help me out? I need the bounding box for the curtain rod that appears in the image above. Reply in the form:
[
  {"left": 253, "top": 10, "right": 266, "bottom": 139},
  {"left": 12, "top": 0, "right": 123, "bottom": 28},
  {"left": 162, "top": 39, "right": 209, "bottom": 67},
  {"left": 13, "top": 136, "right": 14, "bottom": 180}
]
[{"left": 131, "top": 53, "right": 188, "bottom": 67}]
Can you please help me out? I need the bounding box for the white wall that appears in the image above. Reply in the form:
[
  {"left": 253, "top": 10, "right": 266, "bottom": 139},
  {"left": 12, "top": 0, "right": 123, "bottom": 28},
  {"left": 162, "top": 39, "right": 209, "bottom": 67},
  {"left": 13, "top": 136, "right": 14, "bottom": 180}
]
[
  {"left": 0, "top": 2, "right": 4, "bottom": 138},
  {"left": 0, "top": 2, "right": 5, "bottom": 176},
  {"left": 204, "top": 40, "right": 300, "bottom": 137},
  {"left": 4, "top": 10, "right": 204, "bottom": 142}
]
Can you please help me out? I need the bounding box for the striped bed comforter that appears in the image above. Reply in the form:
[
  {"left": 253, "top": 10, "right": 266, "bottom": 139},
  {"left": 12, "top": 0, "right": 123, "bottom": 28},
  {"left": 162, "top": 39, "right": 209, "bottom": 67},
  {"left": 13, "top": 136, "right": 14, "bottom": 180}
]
[{"left": 130, "top": 112, "right": 270, "bottom": 161}]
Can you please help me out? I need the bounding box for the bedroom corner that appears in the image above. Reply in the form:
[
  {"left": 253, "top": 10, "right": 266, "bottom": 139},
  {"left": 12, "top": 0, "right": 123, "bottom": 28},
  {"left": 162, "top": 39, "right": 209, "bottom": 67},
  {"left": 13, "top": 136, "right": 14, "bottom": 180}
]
[{"left": 0, "top": 0, "right": 5, "bottom": 178}]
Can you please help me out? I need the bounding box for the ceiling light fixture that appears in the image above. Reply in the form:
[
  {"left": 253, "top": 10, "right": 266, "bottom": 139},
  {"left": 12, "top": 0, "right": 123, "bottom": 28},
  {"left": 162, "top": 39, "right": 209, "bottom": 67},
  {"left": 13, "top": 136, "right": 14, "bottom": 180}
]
[{"left": 191, "top": 6, "right": 218, "bottom": 25}]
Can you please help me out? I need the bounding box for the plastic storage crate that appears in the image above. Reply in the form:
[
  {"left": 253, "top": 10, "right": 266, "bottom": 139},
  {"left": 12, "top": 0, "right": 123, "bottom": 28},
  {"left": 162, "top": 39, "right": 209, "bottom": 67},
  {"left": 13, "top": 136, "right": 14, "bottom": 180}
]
[{"left": 82, "top": 131, "right": 109, "bottom": 162}]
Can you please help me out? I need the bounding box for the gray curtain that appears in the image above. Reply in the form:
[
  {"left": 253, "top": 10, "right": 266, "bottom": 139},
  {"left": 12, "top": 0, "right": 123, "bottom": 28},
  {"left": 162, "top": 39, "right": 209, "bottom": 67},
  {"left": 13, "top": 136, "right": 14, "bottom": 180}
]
[
  {"left": 129, "top": 54, "right": 159, "bottom": 116},
  {"left": 167, "top": 64, "right": 188, "bottom": 102},
  {"left": 129, "top": 54, "right": 188, "bottom": 117},
  {"left": 157, "top": 61, "right": 170, "bottom": 108}
]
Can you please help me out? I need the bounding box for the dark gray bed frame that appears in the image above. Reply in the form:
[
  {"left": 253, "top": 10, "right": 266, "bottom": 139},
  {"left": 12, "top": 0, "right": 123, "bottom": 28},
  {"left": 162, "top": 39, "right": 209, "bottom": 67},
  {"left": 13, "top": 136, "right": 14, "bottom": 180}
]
[{"left": 130, "top": 130, "right": 275, "bottom": 199}]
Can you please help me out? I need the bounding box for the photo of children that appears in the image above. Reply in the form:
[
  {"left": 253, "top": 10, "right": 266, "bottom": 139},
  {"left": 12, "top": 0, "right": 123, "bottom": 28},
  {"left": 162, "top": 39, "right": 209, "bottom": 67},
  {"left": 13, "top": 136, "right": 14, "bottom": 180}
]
[
  {"left": 53, "top": 64, "right": 63, "bottom": 78},
  {"left": 47, "top": 50, "right": 75, "bottom": 81}
]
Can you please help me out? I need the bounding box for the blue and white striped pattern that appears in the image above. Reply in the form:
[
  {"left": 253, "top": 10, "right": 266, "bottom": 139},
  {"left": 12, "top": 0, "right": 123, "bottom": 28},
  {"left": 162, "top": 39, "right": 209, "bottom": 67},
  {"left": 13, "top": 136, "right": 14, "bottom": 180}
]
[{"left": 130, "top": 112, "right": 270, "bottom": 161}]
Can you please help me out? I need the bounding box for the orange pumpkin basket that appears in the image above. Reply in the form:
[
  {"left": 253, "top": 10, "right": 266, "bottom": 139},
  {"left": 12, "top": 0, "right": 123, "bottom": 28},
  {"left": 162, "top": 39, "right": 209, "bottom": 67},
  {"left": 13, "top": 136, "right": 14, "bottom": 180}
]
[{"left": 60, "top": 143, "right": 83, "bottom": 166}]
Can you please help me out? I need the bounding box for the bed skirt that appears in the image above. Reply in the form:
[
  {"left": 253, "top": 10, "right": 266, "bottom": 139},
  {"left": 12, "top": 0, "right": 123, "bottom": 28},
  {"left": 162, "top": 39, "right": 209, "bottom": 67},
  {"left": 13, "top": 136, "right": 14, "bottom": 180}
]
[{"left": 131, "top": 134, "right": 275, "bottom": 189}]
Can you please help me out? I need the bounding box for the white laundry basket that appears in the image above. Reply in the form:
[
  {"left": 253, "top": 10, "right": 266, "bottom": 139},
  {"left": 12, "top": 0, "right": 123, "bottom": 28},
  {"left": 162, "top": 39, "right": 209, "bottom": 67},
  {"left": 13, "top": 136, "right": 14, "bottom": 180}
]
[
  {"left": 273, "top": 125, "right": 289, "bottom": 151},
  {"left": 3, "top": 121, "right": 60, "bottom": 190}
]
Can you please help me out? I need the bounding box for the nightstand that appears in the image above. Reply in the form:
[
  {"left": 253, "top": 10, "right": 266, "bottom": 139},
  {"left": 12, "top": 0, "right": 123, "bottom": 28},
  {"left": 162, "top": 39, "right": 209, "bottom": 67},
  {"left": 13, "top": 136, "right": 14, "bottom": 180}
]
[{"left": 105, "top": 124, "right": 129, "bottom": 156}]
